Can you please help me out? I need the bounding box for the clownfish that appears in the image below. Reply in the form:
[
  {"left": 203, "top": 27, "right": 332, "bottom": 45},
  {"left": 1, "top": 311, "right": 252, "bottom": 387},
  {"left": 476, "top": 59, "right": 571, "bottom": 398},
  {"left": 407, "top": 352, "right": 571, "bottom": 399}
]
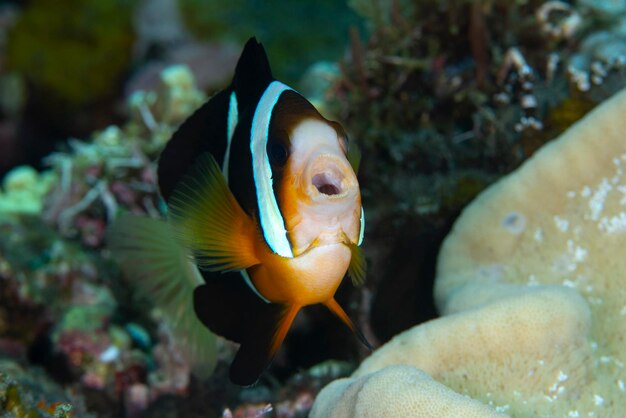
[{"left": 109, "top": 37, "right": 369, "bottom": 386}]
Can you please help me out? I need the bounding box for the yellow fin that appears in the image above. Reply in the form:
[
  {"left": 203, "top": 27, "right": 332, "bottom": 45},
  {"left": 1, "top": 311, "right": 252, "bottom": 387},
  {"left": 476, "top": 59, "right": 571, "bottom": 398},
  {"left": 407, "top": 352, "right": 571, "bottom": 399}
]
[
  {"left": 347, "top": 141, "right": 361, "bottom": 174},
  {"left": 324, "top": 298, "right": 372, "bottom": 350},
  {"left": 347, "top": 142, "right": 361, "bottom": 174},
  {"left": 348, "top": 241, "right": 366, "bottom": 286},
  {"left": 168, "top": 153, "right": 260, "bottom": 272}
]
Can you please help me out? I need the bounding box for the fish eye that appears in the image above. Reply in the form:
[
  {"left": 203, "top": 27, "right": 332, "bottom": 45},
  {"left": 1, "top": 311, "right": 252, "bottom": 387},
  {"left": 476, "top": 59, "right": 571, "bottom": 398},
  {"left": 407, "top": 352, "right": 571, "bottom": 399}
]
[{"left": 268, "top": 140, "right": 288, "bottom": 166}]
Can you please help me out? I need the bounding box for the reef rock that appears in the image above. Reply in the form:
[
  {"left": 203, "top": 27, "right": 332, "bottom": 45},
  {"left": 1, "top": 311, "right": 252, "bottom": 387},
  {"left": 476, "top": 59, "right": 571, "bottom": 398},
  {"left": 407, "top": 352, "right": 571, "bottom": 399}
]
[{"left": 311, "top": 87, "right": 626, "bottom": 417}]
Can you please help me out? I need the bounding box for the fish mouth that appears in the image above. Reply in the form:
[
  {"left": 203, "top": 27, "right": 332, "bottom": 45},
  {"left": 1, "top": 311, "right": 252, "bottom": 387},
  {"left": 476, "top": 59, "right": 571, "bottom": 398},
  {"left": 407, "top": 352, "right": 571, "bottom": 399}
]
[
  {"left": 307, "top": 154, "right": 356, "bottom": 199},
  {"left": 312, "top": 171, "right": 343, "bottom": 196}
]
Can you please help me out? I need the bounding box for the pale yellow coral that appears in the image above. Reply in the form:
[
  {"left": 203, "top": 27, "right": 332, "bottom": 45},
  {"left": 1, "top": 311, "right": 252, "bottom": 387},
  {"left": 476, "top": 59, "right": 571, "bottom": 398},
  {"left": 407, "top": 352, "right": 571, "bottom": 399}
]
[
  {"left": 311, "top": 365, "right": 505, "bottom": 418},
  {"left": 313, "top": 88, "right": 626, "bottom": 417}
]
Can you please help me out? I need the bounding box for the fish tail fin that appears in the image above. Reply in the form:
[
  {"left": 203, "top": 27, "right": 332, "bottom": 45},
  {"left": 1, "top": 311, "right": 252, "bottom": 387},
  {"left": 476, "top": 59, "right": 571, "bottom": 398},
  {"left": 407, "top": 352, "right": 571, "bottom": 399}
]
[
  {"left": 194, "top": 279, "right": 300, "bottom": 386},
  {"left": 106, "top": 213, "right": 217, "bottom": 376},
  {"left": 324, "top": 298, "right": 373, "bottom": 350}
]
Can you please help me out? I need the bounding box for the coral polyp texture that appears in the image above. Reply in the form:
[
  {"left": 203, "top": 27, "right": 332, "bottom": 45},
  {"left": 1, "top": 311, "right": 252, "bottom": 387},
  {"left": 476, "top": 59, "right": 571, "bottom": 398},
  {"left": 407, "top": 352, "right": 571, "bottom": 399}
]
[
  {"left": 312, "top": 87, "right": 626, "bottom": 417},
  {"left": 311, "top": 365, "right": 504, "bottom": 418}
]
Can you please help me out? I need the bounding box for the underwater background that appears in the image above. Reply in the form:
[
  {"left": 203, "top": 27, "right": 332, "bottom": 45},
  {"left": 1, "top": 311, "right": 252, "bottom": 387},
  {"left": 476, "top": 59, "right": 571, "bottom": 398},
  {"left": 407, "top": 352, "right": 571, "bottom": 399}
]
[{"left": 1, "top": 0, "right": 625, "bottom": 417}]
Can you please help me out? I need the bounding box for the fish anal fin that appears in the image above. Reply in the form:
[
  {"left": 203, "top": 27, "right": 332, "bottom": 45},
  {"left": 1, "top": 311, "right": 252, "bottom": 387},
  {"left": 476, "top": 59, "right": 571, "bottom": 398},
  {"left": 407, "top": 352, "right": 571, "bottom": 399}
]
[
  {"left": 169, "top": 153, "right": 261, "bottom": 272},
  {"left": 230, "top": 304, "right": 300, "bottom": 386},
  {"left": 193, "top": 279, "right": 300, "bottom": 386},
  {"left": 348, "top": 242, "right": 366, "bottom": 286},
  {"left": 324, "top": 298, "right": 373, "bottom": 350}
]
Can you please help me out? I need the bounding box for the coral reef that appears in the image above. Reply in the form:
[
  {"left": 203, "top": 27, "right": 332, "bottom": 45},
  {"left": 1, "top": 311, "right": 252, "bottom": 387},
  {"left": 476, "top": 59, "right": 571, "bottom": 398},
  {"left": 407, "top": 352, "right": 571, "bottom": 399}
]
[
  {"left": 330, "top": 0, "right": 626, "bottom": 351},
  {"left": 0, "top": 166, "right": 56, "bottom": 216},
  {"left": 42, "top": 65, "right": 205, "bottom": 247},
  {"left": 0, "top": 358, "right": 92, "bottom": 417},
  {"left": 312, "top": 84, "right": 626, "bottom": 416},
  {"left": 0, "top": 65, "right": 215, "bottom": 417},
  {"left": 339, "top": 0, "right": 626, "bottom": 223}
]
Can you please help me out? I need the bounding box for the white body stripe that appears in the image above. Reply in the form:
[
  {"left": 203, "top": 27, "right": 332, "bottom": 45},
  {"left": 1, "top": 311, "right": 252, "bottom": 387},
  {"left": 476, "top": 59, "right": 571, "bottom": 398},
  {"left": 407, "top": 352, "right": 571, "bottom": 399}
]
[
  {"left": 222, "top": 92, "right": 238, "bottom": 181},
  {"left": 250, "top": 81, "right": 294, "bottom": 258},
  {"left": 358, "top": 206, "right": 365, "bottom": 246},
  {"left": 221, "top": 92, "right": 269, "bottom": 302},
  {"left": 221, "top": 92, "right": 270, "bottom": 303}
]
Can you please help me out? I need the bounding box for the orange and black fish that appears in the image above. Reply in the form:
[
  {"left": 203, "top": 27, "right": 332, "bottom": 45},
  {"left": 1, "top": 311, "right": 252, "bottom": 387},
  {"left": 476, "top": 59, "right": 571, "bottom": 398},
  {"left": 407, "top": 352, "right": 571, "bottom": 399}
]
[{"left": 109, "top": 37, "right": 369, "bottom": 386}]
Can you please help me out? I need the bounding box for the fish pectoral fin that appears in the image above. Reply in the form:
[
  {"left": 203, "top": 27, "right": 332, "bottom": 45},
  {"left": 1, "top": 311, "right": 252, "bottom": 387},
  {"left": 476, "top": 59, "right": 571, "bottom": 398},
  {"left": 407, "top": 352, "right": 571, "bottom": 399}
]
[
  {"left": 348, "top": 242, "right": 367, "bottom": 286},
  {"left": 194, "top": 280, "right": 299, "bottom": 385},
  {"left": 107, "top": 213, "right": 217, "bottom": 377},
  {"left": 347, "top": 140, "right": 361, "bottom": 174},
  {"left": 169, "top": 152, "right": 261, "bottom": 272},
  {"left": 324, "top": 298, "right": 373, "bottom": 350}
]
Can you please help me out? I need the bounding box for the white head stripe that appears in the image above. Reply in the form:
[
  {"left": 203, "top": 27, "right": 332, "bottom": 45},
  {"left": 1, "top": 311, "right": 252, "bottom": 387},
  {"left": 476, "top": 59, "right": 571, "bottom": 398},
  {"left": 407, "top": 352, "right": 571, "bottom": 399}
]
[
  {"left": 358, "top": 206, "right": 365, "bottom": 246},
  {"left": 222, "top": 92, "right": 238, "bottom": 182},
  {"left": 250, "top": 81, "right": 294, "bottom": 258}
]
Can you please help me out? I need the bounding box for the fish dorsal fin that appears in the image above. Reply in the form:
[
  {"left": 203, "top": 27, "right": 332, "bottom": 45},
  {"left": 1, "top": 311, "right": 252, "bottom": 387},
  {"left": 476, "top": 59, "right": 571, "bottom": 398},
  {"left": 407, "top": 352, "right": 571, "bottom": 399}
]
[
  {"left": 158, "top": 90, "right": 231, "bottom": 202},
  {"left": 231, "top": 37, "right": 274, "bottom": 109},
  {"left": 168, "top": 152, "right": 261, "bottom": 272}
]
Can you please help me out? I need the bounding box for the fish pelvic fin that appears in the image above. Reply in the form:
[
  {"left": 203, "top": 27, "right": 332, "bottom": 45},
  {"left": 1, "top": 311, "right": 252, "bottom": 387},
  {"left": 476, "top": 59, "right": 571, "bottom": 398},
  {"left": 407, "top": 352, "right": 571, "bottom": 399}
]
[
  {"left": 348, "top": 241, "right": 367, "bottom": 286},
  {"left": 324, "top": 298, "right": 373, "bottom": 350},
  {"left": 169, "top": 152, "right": 261, "bottom": 273},
  {"left": 106, "top": 213, "right": 218, "bottom": 377}
]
